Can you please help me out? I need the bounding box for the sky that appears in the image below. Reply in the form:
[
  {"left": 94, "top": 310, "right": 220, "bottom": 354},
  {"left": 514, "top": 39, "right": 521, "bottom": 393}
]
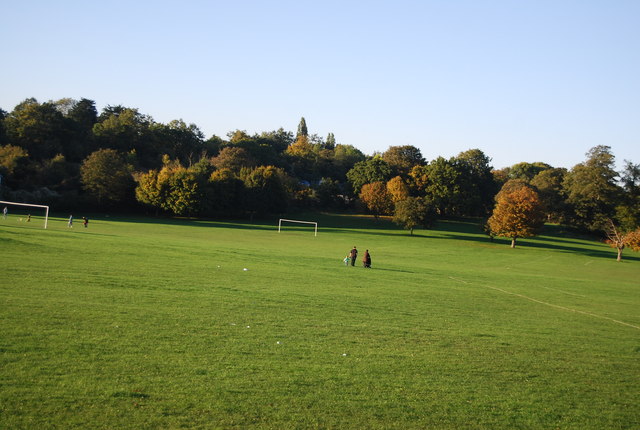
[{"left": 1, "top": 0, "right": 638, "bottom": 170}]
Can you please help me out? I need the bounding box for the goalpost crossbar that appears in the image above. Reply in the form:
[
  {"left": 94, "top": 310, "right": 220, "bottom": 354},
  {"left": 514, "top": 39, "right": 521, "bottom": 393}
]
[
  {"left": 278, "top": 219, "right": 318, "bottom": 236},
  {"left": 0, "top": 200, "right": 50, "bottom": 229}
]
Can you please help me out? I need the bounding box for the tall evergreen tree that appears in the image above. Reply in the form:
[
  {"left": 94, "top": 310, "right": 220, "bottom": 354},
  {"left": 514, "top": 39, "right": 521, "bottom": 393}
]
[
  {"left": 325, "top": 132, "right": 336, "bottom": 149},
  {"left": 296, "top": 117, "right": 308, "bottom": 139}
]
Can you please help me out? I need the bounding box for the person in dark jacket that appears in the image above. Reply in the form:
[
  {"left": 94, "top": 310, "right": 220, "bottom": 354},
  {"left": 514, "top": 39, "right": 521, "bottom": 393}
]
[
  {"left": 363, "top": 249, "right": 371, "bottom": 268},
  {"left": 349, "top": 246, "right": 358, "bottom": 266}
]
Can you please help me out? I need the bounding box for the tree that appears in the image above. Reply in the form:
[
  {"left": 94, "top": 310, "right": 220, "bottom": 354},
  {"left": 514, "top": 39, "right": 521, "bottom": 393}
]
[
  {"left": 65, "top": 98, "right": 98, "bottom": 162},
  {"left": 165, "top": 169, "right": 201, "bottom": 216},
  {"left": 207, "top": 168, "right": 245, "bottom": 215},
  {"left": 346, "top": 157, "right": 393, "bottom": 195},
  {"left": 386, "top": 176, "right": 410, "bottom": 203},
  {"left": 408, "top": 164, "right": 429, "bottom": 195},
  {"left": 604, "top": 219, "right": 640, "bottom": 262},
  {"left": 92, "top": 107, "right": 155, "bottom": 167},
  {"left": 285, "top": 135, "right": 318, "bottom": 181},
  {"left": 296, "top": 117, "right": 308, "bottom": 139},
  {"left": 393, "top": 196, "right": 436, "bottom": 235},
  {"left": 331, "top": 144, "right": 366, "bottom": 181},
  {"left": 315, "top": 177, "right": 344, "bottom": 209},
  {"left": 530, "top": 167, "right": 568, "bottom": 223},
  {"left": 135, "top": 169, "right": 165, "bottom": 213},
  {"left": 563, "top": 146, "right": 621, "bottom": 231},
  {"left": 616, "top": 161, "right": 640, "bottom": 230},
  {"left": 359, "top": 181, "right": 393, "bottom": 218},
  {"left": 508, "top": 162, "right": 552, "bottom": 181},
  {"left": 211, "top": 146, "right": 255, "bottom": 172},
  {"left": 382, "top": 145, "right": 425, "bottom": 177},
  {"left": 241, "top": 165, "right": 291, "bottom": 215},
  {"left": 0, "top": 145, "right": 29, "bottom": 177},
  {"left": 152, "top": 119, "right": 205, "bottom": 166},
  {"left": 0, "top": 108, "right": 8, "bottom": 146},
  {"left": 4, "top": 98, "right": 70, "bottom": 160},
  {"left": 325, "top": 132, "right": 336, "bottom": 150},
  {"left": 80, "top": 149, "right": 133, "bottom": 207},
  {"left": 487, "top": 181, "right": 545, "bottom": 248},
  {"left": 456, "top": 149, "right": 497, "bottom": 215},
  {"left": 421, "top": 156, "right": 476, "bottom": 216}
]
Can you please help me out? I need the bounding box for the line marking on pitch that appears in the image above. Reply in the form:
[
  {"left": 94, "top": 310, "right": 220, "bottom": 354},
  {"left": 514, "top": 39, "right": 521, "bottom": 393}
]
[
  {"left": 448, "top": 277, "right": 640, "bottom": 331},
  {"left": 540, "top": 286, "right": 586, "bottom": 297}
]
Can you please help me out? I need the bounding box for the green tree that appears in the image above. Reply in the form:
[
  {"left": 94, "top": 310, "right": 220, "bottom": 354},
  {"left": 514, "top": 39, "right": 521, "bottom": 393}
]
[
  {"left": 0, "top": 108, "right": 8, "bottom": 146},
  {"left": 206, "top": 168, "right": 245, "bottom": 216},
  {"left": 241, "top": 165, "right": 291, "bottom": 215},
  {"left": 325, "top": 132, "right": 336, "bottom": 150},
  {"left": 331, "top": 144, "right": 366, "bottom": 181},
  {"left": 488, "top": 181, "right": 546, "bottom": 248},
  {"left": 393, "top": 196, "right": 436, "bottom": 235},
  {"left": 296, "top": 117, "right": 308, "bottom": 139},
  {"left": 4, "top": 98, "right": 70, "bottom": 160},
  {"left": 37, "top": 154, "right": 76, "bottom": 191},
  {"left": 508, "top": 162, "right": 552, "bottom": 181},
  {"left": 135, "top": 169, "right": 165, "bottom": 213},
  {"left": 422, "top": 156, "right": 475, "bottom": 216},
  {"left": 616, "top": 161, "right": 640, "bottom": 230},
  {"left": 346, "top": 157, "right": 393, "bottom": 195},
  {"left": 80, "top": 149, "right": 133, "bottom": 207},
  {"left": 0, "top": 145, "right": 29, "bottom": 178},
  {"left": 382, "top": 145, "right": 425, "bottom": 177},
  {"left": 563, "top": 146, "right": 621, "bottom": 231},
  {"left": 152, "top": 119, "right": 205, "bottom": 166},
  {"left": 456, "top": 148, "right": 497, "bottom": 215},
  {"left": 93, "top": 107, "right": 155, "bottom": 167},
  {"left": 165, "top": 169, "right": 201, "bottom": 216},
  {"left": 530, "top": 167, "right": 568, "bottom": 223},
  {"left": 65, "top": 98, "right": 98, "bottom": 161},
  {"left": 315, "top": 177, "right": 345, "bottom": 209}
]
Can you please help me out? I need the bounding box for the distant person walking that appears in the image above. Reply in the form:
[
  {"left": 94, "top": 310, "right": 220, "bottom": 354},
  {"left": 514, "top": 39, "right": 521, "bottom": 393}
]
[
  {"left": 83, "top": 216, "right": 88, "bottom": 228},
  {"left": 349, "top": 246, "right": 358, "bottom": 267},
  {"left": 343, "top": 254, "right": 350, "bottom": 266},
  {"left": 68, "top": 215, "right": 73, "bottom": 228},
  {"left": 363, "top": 249, "right": 371, "bottom": 268},
  {"left": 2, "top": 206, "right": 7, "bottom": 219}
]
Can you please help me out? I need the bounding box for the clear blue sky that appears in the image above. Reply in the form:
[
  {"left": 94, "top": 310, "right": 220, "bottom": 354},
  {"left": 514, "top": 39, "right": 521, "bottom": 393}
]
[{"left": 1, "top": 0, "right": 638, "bottom": 170}]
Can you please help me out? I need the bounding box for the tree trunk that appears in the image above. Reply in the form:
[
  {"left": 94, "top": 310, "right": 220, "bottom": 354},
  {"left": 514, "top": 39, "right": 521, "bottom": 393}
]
[
  {"left": 511, "top": 237, "right": 517, "bottom": 248},
  {"left": 617, "top": 247, "right": 622, "bottom": 262},
  {"left": 410, "top": 227, "right": 413, "bottom": 235}
]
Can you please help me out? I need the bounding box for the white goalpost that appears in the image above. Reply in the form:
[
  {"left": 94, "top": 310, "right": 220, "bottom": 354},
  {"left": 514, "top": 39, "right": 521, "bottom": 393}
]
[
  {"left": 0, "top": 200, "right": 50, "bottom": 229},
  {"left": 278, "top": 218, "right": 318, "bottom": 237}
]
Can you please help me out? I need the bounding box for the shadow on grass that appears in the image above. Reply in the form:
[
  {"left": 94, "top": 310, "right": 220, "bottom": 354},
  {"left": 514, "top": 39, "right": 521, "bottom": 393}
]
[
  {"left": 430, "top": 221, "right": 638, "bottom": 262},
  {"left": 54, "top": 212, "right": 639, "bottom": 262}
]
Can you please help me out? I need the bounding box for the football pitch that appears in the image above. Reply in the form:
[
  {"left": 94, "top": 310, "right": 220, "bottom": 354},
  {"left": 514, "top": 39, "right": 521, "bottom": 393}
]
[{"left": 1, "top": 213, "right": 639, "bottom": 429}]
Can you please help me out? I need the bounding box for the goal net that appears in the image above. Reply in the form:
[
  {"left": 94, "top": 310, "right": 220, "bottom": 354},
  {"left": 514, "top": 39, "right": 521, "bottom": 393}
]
[
  {"left": 0, "top": 200, "right": 50, "bottom": 229},
  {"left": 278, "top": 219, "right": 318, "bottom": 236}
]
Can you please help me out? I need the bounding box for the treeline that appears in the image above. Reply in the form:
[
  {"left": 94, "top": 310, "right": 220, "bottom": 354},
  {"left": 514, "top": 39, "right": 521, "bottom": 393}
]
[{"left": 0, "top": 97, "right": 638, "bottom": 235}]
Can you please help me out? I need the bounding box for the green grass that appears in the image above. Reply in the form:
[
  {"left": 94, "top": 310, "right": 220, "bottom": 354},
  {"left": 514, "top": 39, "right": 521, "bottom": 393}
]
[{"left": 1, "top": 213, "right": 639, "bottom": 429}]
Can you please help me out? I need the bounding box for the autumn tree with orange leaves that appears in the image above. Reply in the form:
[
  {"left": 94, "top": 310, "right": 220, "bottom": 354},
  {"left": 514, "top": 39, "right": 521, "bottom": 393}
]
[
  {"left": 487, "top": 180, "right": 545, "bottom": 248},
  {"left": 604, "top": 219, "right": 640, "bottom": 261},
  {"left": 359, "top": 181, "right": 393, "bottom": 218}
]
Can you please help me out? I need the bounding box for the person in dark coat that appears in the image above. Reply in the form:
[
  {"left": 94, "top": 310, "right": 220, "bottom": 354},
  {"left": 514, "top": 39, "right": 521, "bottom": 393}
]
[
  {"left": 349, "top": 246, "right": 358, "bottom": 267},
  {"left": 363, "top": 249, "right": 371, "bottom": 268}
]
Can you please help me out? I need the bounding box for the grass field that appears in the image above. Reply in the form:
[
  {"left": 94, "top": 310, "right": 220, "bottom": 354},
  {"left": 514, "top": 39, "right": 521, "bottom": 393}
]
[{"left": 1, "top": 212, "right": 639, "bottom": 429}]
